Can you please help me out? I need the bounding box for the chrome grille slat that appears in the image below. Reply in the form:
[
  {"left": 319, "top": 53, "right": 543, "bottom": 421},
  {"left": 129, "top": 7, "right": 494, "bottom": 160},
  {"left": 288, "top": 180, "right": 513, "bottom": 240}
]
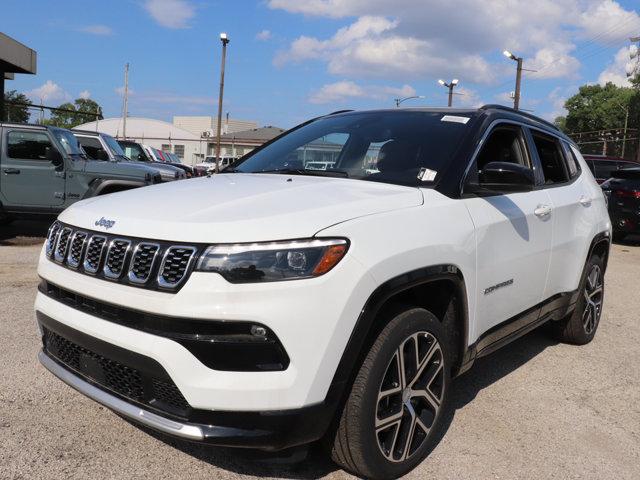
[
  {"left": 66, "top": 231, "right": 88, "bottom": 268},
  {"left": 54, "top": 228, "right": 73, "bottom": 263},
  {"left": 46, "top": 222, "right": 61, "bottom": 258},
  {"left": 158, "top": 246, "right": 197, "bottom": 288},
  {"left": 128, "top": 243, "right": 160, "bottom": 284},
  {"left": 83, "top": 235, "right": 107, "bottom": 274},
  {"left": 103, "top": 239, "right": 132, "bottom": 279}
]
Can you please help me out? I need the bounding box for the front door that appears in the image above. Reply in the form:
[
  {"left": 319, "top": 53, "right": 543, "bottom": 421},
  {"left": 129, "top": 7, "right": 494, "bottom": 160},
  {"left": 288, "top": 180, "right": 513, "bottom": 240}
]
[
  {"left": 463, "top": 124, "right": 554, "bottom": 341},
  {"left": 1, "top": 128, "right": 65, "bottom": 208}
]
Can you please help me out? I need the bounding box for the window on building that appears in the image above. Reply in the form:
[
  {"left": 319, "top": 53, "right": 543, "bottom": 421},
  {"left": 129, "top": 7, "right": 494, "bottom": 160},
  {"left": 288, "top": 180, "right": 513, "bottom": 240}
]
[
  {"left": 174, "top": 144, "right": 185, "bottom": 159},
  {"left": 7, "top": 131, "right": 53, "bottom": 160}
]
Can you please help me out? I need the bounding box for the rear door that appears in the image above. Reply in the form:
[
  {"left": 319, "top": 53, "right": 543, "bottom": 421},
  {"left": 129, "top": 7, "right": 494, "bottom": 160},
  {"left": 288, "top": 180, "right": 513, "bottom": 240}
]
[
  {"left": 529, "top": 130, "right": 595, "bottom": 299},
  {"left": 463, "top": 123, "right": 553, "bottom": 336},
  {"left": 0, "top": 128, "right": 65, "bottom": 208}
]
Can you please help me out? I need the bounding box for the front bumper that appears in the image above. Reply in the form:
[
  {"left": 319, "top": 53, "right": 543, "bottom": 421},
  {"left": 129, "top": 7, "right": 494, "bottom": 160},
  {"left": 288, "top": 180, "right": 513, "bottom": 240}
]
[{"left": 37, "top": 311, "right": 339, "bottom": 450}]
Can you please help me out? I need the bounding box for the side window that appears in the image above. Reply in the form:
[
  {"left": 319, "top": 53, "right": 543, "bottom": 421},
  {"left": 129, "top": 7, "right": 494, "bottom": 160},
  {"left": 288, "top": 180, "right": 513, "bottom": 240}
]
[
  {"left": 563, "top": 143, "right": 581, "bottom": 179},
  {"left": 470, "top": 126, "right": 530, "bottom": 181},
  {"left": 77, "top": 136, "right": 107, "bottom": 160},
  {"left": 531, "top": 132, "right": 568, "bottom": 185},
  {"left": 592, "top": 160, "right": 616, "bottom": 180},
  {"left": 7, "top": 130, "right": 53, "bottom": 160}
]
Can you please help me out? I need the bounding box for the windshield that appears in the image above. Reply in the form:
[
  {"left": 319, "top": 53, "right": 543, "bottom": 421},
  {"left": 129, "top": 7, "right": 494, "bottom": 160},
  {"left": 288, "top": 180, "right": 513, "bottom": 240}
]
[
  {"left": 120, "top": 142, "right": 147, "bottom": 162},
  {"left": 52, "top": 129, "right": 84, "bottom": 155},
  {"left": 103, "top": 134, "right": 127, "bottom": 158},
  {"left": 235, "top": 111, "right": 471, "bottom": 186}
]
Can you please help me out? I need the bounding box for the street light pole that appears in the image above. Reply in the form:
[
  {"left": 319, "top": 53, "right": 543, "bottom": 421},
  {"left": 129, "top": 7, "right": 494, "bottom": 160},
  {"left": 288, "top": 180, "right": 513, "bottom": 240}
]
[
  {"left": 394, "top": 95, "right": 425, "bottom": 107},
  {"left": 438, "top": 79, "right": 459, "bottom": 107},
  {"left": 504, "top": 50, "right": 523, "bottom": 110},
  {"left": 214, "top": 33, "right": 230, "bottom": 174}
]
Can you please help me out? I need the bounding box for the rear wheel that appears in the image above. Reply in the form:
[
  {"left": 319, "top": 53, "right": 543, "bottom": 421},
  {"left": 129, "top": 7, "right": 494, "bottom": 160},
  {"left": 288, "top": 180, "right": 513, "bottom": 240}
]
[
  {"left": 552, "top": 255, "right": 604, "bottom": 345},
  {"left": 329, "top": 307, "right": 450, "bottom": 479}
]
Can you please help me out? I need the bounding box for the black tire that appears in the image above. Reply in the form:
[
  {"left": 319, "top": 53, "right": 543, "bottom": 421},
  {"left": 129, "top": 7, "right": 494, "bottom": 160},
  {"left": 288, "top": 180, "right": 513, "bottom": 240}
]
[
  {"left": 552, "top": 254, "right": 604, "bottom": 345},
  {"left": 329, "top": 307, "right": 451, "bottom": 479}
]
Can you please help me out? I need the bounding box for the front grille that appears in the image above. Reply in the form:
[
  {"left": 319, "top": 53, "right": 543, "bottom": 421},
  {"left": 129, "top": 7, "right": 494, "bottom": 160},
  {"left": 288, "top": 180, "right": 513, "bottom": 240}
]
[
  {"left": 83, "top": 235, "right": 107, "bottom": 274},
  {"left": 104, "top": 239, "right": 131, "bottom": 279},
  {"left": 129, "top": 243, "right": 160, "bottom": 283},
  {"left": 54, "top": 227, "right": 72, "bottom": 263},
  {"left": 43, "top": 326, "right": 190, "bottom": 416},
  {"left": 67, "top": 231, "right": 88, "bottom": 268},
  {"left": 159, "top": 247, "right": 197, "bottom": 288},
  {"left": 47, "top": 222, "right": 199, "bottom": 292}
]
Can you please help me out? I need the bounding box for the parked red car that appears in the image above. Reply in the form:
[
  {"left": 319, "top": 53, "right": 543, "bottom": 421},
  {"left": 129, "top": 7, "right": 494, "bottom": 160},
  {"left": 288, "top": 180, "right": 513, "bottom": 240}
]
[{"left": 583, "top": 154, "right": 639, "bottom": 184}]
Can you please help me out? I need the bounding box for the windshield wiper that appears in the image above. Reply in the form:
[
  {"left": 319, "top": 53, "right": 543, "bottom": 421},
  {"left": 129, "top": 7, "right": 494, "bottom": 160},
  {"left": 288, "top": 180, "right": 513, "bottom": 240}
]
[{"left": 255, "top": 168, "right": 349, "bottom": 178}]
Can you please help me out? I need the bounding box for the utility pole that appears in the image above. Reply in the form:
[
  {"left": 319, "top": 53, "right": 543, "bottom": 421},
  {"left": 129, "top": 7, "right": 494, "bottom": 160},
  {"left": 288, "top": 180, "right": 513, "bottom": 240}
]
[
  {"left": 214, "top": 33, "right": 230, "bottom": 174},
  {"left": 504, "top": 50, "right": 524, "bottom": 110},
  {"left": 122, "top": 63, "right": 129, "bottom": 139}
]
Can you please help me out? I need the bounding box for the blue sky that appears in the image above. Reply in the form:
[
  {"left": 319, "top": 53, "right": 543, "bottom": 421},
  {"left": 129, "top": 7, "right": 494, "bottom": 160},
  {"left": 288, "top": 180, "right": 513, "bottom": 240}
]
[{"left": 3, "top": 0, "right": 640, "bottom": 128}]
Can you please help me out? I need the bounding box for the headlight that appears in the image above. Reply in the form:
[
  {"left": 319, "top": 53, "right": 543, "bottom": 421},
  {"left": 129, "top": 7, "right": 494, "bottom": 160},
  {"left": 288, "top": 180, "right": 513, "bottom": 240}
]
[{"left": 196, "top": 238, "right": 348, "bottom": 283}]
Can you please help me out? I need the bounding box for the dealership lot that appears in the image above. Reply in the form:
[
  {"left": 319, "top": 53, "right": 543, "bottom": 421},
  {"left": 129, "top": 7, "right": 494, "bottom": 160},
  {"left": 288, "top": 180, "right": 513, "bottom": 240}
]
[{"left": 1, "top": 222, "right": 639, "bottom": 480}]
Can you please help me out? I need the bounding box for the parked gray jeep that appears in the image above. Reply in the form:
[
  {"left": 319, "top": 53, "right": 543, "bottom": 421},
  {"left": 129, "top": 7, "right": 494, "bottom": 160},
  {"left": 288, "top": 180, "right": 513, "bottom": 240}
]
[{"left": 0, "top": 123, "right": 161, "bottom": 224}]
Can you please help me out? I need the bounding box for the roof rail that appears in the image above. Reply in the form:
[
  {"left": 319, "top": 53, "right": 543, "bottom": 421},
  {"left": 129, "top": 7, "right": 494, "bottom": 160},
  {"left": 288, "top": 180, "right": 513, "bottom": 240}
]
[
  {"left": 327, "top": 109, "right": 354, "bottom": 116},
  {"left": 480, "top": 104, "right": 560, "bottom": 132}
]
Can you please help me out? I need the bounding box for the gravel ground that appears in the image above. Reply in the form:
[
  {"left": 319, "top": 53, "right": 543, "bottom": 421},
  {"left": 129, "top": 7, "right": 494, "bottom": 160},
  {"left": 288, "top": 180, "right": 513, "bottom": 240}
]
[{"left": 1, "top": 220, "right": 639, "bottom": 480}]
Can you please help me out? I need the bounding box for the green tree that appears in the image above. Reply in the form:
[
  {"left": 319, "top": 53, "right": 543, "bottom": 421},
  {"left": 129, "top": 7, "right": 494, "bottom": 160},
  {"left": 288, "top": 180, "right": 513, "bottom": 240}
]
[
  {"left": 45, "top": 98, "right": 103, "bottom": 129},
  {"left": 557, "top": 81, "right": 640, "bottom": 159},
  {"left": 3, "top": 90, "right": 31, "bottom": 123}
]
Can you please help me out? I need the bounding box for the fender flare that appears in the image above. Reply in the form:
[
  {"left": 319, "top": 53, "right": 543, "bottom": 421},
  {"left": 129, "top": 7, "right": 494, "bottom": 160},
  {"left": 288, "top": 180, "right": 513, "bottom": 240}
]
[
  {"left": 83, "top": 179, "right": 148, "bottom": 199},
  {"left": 322, "top": 265, "right": 469, "bottom": 414}
]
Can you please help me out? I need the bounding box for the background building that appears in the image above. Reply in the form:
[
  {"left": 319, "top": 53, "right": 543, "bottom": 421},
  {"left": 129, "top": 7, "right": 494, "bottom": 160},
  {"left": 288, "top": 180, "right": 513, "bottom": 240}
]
[
  {"left": 75, "top": 117, "right": 285, "bottom": 166},
  {"left": 173, "top": 115, "right": 256, "bottom": 137}
]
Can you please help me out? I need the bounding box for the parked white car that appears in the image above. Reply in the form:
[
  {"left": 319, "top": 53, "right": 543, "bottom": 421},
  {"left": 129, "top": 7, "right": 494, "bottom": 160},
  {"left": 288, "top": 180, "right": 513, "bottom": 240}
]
[
  {"left": 195, "top": 155, "right": 236, "bottom": 173},
  {"left": 37, "top": 105, "right": 610, "bottom": 479}
]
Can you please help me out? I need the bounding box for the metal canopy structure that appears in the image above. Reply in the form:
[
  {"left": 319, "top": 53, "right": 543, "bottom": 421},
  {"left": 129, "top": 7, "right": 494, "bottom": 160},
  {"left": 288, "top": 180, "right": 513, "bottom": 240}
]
[{"left": 0, "top": 32, "right": 37, "bottom": 121}]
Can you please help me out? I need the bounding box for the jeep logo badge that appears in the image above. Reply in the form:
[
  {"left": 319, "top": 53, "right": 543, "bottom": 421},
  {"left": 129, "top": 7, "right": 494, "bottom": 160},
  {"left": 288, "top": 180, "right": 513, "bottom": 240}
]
[{"left": 95, "top": 217, "right": 116, "bottom": 230}]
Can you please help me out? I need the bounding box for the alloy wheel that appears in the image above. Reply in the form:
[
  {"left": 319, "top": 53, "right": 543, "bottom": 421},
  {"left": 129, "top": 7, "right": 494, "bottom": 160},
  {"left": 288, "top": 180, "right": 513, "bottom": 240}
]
[
  {"left": 375, "top": 331, "right": 444, "bottom": 462},
  {"left": 583, "top": 264, "right": 603, "bottom": 335}
]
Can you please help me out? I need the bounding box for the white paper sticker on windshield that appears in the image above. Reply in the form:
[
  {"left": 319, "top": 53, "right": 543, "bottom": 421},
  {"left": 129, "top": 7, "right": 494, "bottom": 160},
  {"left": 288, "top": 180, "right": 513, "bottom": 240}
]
[
  {"left": 418, "top": 168, "right": 438, "bottom": 182},
  {"left": 441, "top": 115, "right": 470, "bottom": 124}
]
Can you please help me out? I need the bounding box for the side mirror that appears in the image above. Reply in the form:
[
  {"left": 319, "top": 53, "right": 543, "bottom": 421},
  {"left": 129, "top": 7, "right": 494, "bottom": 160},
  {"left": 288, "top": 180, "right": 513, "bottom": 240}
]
[
  {"left": 46, "top": 147, "right": 63, "bottom": 167},
  {"left": 468, "top": 161, "right": 535, "bottom": 194}
]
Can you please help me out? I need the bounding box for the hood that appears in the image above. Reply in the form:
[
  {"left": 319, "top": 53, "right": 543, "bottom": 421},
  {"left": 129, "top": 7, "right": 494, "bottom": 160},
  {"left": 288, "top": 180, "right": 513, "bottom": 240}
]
[
  {"left": 60, "top": 173, "right": 423, "bottom": 243},
  {"left": 85, "top": 159, "right": 157, "bottom": 179}
]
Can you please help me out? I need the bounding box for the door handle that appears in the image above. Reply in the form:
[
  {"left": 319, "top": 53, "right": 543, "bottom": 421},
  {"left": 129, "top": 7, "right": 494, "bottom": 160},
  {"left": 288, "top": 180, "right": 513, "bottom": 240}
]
[
  {"left": 534, "top": 204, "right": 552, "bottom": 218},
  {"left": 3, "top": 168, "right": 20, "bottom": 175},
  {"left": 579, "top": 196, "right": 592, "bottom": 207}
]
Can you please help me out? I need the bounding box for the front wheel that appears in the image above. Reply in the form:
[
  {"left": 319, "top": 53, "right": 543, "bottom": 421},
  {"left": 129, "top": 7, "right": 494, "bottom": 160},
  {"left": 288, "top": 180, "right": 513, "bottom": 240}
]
[
  {"left": 552, "top": 255, "right": 604, "bottom": 345},
  {"left": 329, "top": 307, "right": 450, "bottom": 479}
]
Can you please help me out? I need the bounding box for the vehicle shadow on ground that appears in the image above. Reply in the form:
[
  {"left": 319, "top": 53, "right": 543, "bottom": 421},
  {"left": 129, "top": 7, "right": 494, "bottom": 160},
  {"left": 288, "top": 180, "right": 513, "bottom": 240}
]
[
  {"left": 0, "top": 220, "right": 50, "bottom": 246},
  {"left": 614, "top": 234, "right": 640, "bottom": 247},
  {"left": 134, "top": 328, "right": 559, "bottom": 479}
]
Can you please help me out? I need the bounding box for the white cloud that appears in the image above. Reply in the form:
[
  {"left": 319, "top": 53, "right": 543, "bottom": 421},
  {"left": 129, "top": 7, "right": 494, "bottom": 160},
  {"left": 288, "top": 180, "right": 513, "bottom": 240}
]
[
  {"left": 143, "top": 0, "right": 195, "bottom": 29},
  {"left": 527, "top": 43, "right": 581, "bottom": 80},
  {"left": 579, "top": 0, "right": 640, "bottom": 43},
  {"left": 275, "top": 15, "right": 496, "bottom": 83},
  {"left": 538, "top": 86, "right": 574, "bottom": 121},
  {"left": 256, "top": 29, "right": 272, "bottom": 41},
  {"left": 452, "top": 87, "right": 483, "bottom": 108},
  {"left": 269, "top": 0, "right": 640, "bottom": 86},
  {"left": 598, "top": 46, "right": 636, "bottom": 87},
  {"left": 26, "top": 81, "right": 71, "bottom": 104},
  {"left": 309, "top": 80, "right": 416, "bottom": 104},
  {"left": 79, "top": 25, "right": 113, "bottom": 35},
  {"left": 79, "top": 90, "right": 91, "bottom": 99}
]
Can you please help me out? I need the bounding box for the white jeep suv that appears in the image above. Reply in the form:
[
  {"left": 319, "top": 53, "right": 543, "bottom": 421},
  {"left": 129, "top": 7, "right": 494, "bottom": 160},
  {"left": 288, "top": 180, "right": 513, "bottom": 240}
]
[{"left": 36, "top": 106, "right": 611, "bottom": 479}]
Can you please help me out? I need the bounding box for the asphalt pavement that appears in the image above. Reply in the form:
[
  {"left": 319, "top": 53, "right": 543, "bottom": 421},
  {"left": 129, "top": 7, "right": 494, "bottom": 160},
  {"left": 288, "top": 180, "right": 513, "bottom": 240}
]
[{"left": 1, "top": 220, "right": 639, "bottom": 480}]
